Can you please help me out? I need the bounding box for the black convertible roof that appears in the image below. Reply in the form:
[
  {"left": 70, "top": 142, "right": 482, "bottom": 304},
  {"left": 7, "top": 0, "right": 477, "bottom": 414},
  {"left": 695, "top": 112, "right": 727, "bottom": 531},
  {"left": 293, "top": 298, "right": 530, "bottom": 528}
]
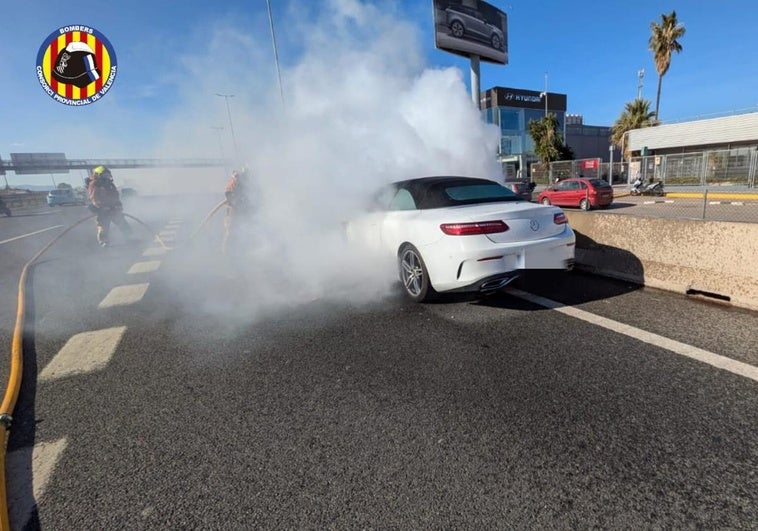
[{"left": 390, "top": 176, "right": 516, "bottom": 209}]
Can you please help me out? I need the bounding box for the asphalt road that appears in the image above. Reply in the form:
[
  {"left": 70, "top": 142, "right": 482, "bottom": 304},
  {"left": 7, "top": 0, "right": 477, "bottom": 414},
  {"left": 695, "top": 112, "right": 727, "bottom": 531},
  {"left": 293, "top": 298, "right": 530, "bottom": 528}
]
[{"left": 1, "top": 197, "right": 757, "bottom": 529}]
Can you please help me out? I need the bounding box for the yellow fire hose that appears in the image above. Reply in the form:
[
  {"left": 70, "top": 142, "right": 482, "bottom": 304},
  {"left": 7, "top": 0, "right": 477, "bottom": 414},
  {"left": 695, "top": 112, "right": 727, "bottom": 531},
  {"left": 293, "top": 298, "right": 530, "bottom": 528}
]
[
  {"left": 0, "top": 209, "right": 178, "bottom": 530},
  {"left": 190, "top": 199, "right": 228, "bottom": 240}
]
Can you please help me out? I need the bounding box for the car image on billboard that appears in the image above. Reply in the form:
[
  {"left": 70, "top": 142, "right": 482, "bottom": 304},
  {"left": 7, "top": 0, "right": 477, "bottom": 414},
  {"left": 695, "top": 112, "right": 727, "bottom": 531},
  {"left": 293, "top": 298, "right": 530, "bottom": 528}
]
[{"left": 432, "top": 0, "right": 508, "bottom": 65}]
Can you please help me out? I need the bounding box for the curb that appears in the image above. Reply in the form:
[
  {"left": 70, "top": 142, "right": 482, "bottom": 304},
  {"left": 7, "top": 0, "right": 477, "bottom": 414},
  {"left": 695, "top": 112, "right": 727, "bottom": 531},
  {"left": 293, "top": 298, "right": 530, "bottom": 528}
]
[{"left": 665, "top": 192, "right": 758, "bottom": 200}]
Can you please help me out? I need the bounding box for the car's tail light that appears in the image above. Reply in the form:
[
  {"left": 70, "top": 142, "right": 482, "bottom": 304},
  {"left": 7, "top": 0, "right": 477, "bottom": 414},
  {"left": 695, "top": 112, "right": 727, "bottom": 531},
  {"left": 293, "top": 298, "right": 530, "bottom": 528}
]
[
  {"left": 440, "top": 220, "right": 509, "bottom": 235},
  {"left": 553, "top": 212, "right": 568, "bottom": 225}
]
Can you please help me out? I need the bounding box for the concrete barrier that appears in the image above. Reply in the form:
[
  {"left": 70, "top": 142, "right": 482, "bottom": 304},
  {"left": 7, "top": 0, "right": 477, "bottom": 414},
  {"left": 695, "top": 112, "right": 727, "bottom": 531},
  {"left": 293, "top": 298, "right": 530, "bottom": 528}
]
[{"left": 564, "top": 211, "right": 758, "bottom": 312}]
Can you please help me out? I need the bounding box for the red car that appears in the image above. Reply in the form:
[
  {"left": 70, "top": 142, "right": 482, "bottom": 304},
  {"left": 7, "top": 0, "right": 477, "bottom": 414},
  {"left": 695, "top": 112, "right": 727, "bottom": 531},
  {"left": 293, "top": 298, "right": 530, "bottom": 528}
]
[{"left": 537, "top": 178, "right": 614, "bottom": 210}]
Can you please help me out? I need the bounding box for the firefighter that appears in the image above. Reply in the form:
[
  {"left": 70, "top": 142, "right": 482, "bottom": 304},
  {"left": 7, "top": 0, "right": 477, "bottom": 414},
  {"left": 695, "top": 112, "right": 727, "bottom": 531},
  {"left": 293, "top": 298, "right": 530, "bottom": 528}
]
[
  {"left": 222, "top": 166, "right": 253, "bottom": 256},
  {"left": 88, "top": 166, "right": 131, "bottom": 247}
]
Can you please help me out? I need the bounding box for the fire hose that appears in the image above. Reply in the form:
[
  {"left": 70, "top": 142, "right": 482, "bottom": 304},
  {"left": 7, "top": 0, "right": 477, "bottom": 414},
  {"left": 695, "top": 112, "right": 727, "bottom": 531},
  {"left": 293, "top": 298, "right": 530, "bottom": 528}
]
[{"left": 0, "top": 210, "right": 175, "bottom": 530}]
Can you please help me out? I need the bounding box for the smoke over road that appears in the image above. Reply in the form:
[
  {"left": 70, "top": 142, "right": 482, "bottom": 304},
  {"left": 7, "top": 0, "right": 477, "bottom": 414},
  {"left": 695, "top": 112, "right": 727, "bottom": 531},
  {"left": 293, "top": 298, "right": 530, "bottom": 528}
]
[{"left": 142, "top": 0, "right": 505, "bottom": 327}]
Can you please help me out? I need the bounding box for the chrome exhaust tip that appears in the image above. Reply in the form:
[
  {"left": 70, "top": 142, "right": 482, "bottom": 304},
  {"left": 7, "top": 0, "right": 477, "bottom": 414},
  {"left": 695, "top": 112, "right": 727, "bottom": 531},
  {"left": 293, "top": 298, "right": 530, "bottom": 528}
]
[{"left": 480, "top": 275, "right": 519, "bottom": 292}]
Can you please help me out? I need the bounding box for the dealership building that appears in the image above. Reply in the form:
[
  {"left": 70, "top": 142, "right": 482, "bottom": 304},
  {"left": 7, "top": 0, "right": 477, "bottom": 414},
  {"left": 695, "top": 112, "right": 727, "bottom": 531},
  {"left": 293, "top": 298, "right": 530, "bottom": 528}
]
[
  {"left": 481, "top": 86, "right": 614, "bottom": 175},
  {"left": 627, "top": 112, "right": 758, "bottom": 155}
]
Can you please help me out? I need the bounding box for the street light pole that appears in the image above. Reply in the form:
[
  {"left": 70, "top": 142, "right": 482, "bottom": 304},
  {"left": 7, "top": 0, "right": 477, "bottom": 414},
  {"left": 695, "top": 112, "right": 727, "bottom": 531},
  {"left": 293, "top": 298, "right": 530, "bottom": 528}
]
[
  {"left": 215, "top": 93, "right": 239, "bottom": 163},
  {"left": 210, "top": 126, "right": 227, "bottom": 177},
  {"left": 539, "top": 72, "right": 548, "bottom": 117},
  {"left": 266, "top": 0, "right": 285, "bottom": 107},
  {"left": 609, "top": 144, "right": 614, "bottom": 183}
]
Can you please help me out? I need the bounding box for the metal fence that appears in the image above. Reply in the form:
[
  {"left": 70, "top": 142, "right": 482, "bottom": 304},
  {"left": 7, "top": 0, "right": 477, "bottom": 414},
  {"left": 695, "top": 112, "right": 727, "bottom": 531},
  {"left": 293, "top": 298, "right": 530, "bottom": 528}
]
[
  {"left": 531, "top": 147, "right": 758, "bottom": 188},
  {"left": 528, "top": 148, "right": 758, "bottom": 223},
  {"left": 628, "top": 148, "right": 757, "bottom": 187}
]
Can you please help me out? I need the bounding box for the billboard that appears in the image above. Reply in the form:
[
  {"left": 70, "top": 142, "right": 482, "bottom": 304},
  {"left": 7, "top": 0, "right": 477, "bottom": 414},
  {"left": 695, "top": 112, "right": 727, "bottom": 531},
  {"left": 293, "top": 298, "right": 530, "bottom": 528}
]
[
  {"left": 10, "top": 152, "right": 69, "bottom": 175},
  {"left": 432, "top": 0, "right": 508, "bottom": 65}
]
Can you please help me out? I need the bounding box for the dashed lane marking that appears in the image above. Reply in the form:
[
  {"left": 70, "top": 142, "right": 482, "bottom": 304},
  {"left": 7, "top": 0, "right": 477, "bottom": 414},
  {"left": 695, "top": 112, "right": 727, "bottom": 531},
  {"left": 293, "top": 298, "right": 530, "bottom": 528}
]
[
  {"left": 128, "top": 260, "right": 161, "bottom": 274},
  {"left": 158, "top": 230, "right": 175, "bottom": 237},
  {"left": 165, "top": 224, "right": 181, "bottom": 230},
  {"left": 142, "top": 246, "right": 167, "bottom": 257},
  {"left": 7, "top": 438, "right": 69, "bottom": 531},
  {"left": 505, "top": 288, "right": 758, "bottom": 383},
  {"left": 0, "top": 225, "right": 63, "bottom": 246},
  {"left": 39, "top": 326, "right": 127, "bottom": 381},
  {"left": 98, "top": 283, "right": 150, "bottom": 309}
]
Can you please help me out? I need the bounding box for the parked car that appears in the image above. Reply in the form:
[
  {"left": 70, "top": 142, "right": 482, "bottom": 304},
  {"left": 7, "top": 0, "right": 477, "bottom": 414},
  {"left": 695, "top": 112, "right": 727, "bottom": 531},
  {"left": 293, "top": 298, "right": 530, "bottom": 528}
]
[
  {"left": 504, "top": 180, "right": 536, "bottom": 202},
  {"left": 445, "top": 5, "right": 504, "bottom": 50},
  {"left": 537, "top": 178, "right": 614, "bottom": 210},
  {"left": 47, "top": 188, "right": 86, "bottom": 207},
  {"left": 346, "top": 176, "right": 575, "bottom": 302}
]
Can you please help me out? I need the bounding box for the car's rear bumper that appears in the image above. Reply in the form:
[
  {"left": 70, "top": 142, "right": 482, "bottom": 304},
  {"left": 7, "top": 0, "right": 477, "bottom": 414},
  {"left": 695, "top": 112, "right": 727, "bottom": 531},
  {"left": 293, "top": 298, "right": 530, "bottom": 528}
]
[{"left": 424, "top": 227, "right": 576, "bottom": 293}]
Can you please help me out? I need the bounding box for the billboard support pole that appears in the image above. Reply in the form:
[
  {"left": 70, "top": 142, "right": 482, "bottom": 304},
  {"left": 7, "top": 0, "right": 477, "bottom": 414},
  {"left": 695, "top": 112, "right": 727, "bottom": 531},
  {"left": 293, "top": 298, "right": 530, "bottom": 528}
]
[{"left": 470, "top": 54, "right": 481, "bottom": 110}]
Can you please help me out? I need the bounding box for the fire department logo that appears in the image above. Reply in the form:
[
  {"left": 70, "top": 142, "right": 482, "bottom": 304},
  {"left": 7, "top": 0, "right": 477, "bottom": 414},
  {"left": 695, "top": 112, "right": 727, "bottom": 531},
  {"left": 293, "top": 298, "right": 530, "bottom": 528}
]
[{"left": 36, "top": 25, "right": 117, "bottom": 106}]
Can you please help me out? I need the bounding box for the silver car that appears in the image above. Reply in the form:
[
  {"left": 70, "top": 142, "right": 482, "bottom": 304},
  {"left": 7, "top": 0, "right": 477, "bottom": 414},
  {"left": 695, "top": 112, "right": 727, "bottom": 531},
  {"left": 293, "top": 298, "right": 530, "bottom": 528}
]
[{"left": 445, "top": 5, "right": 504, "bottom": 50}]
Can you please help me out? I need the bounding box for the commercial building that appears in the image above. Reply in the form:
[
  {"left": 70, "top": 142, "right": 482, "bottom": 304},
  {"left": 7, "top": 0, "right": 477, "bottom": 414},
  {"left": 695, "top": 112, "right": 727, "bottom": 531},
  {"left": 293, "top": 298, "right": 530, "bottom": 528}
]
[
  {"left": 481, "top": 87, "right": 614, "bottom": 178},
  {"left": 481, "top": 86, "right": 567, "bottom": 175},
  {"left": 627, "top": 112, "right": 758, "bottom": 156},
  {"left": 626, "top": 112, "right": 758, "bottom": 186},
  {"left": 565, "top": 114, "right": 613, "bottom": 162}
]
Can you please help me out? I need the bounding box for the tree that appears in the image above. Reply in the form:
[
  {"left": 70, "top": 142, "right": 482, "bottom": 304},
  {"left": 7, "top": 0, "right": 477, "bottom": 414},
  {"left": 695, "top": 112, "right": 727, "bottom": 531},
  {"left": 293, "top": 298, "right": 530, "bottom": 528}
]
[
  {"left": 649, "top": 10, "right": 686, "bottom": 120},
  {"left": 610, "top": 98, "right": 657, "bottom": 159},
  {"left": 528, "top": 113, "right": 573, "bottom": 168}
]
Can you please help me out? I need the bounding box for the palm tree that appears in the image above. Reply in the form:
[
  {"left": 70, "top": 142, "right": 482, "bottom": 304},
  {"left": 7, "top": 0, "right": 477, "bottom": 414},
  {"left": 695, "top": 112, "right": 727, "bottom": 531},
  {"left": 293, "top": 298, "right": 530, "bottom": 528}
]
[
  {"left": 611, "top": 98, "right": 657, "bottom": 159},
  {"left": 649, "top": 10, "right": 686, "bottom": 120},
  {"left": 528, "top": 113, "right": 573, "bottom": 168}
]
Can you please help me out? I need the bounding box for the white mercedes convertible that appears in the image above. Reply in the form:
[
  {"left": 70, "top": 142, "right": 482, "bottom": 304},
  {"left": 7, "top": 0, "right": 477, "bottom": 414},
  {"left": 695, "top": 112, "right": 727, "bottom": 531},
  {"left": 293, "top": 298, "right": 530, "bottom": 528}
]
[{"left": 347, "top": 176, "right": 576, "bottom": 302}]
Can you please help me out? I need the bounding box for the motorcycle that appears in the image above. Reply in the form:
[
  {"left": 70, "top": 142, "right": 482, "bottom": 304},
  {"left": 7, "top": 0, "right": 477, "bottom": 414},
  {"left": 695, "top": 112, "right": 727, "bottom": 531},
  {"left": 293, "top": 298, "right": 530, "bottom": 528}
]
[{"left": 630, "top": 177, "right": 664, "bottom": 196}]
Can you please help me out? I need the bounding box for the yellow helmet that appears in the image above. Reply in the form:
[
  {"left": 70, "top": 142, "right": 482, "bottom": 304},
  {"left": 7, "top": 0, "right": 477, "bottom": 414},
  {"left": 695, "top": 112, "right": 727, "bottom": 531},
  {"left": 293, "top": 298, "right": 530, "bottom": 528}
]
[{"left": 93, "top": 166, "right": 112, "bottom": 179}]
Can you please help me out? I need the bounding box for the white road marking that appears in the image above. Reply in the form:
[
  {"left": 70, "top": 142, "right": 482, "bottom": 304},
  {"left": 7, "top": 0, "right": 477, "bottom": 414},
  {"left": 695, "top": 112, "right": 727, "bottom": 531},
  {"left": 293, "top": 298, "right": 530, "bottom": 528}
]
[
  {"left": 168, "top": 219, "right": 182, "bottom": 224},
  {"left": 165, "top": 224, "right": 180, "bottom": 230},
  {"left": 505, "top": 288, "right": 758, "bottom": 383},
  {"left": 142, "top": 246, "right": 167, "bottom": 257},
  {"left": 158, "top": 230, "right": 175, "bottom": 237},
  {"left": 128, "top": 260, "right": 161, "bottom": 274},
  {"left": 39, "top": 326, "right": 127, "bottom": 381},
  {"left": 98, "top": 283, "right": 149, "bottom": 308},
  {"left": 7, "top": 438, "right": 69, "bottom": 531},
  {"left": 0, "top": 225, "right": 63, "bottom": 246}
]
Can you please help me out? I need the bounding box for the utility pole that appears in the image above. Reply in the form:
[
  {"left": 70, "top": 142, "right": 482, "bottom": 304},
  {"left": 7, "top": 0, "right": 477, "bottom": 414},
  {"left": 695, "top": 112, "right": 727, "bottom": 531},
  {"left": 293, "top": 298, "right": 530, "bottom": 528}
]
[
  {"left": 210, "top": 126, "right": 227, "bottom": 177},
  {"left": 215, "top": 93, "right": 239, "bottom": 164},
  {"left": 266, "top": 0, "right": 285, "bottom": 107},
  {"left": 637, "top": 69, "right": 644, "bottom": 100}
]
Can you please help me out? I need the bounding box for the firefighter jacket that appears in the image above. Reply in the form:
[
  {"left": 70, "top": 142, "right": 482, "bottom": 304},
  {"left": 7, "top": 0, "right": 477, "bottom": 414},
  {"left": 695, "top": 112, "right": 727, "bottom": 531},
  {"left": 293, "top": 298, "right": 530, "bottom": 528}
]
[
  {"left": 224, "top": 174, "right": 250, "bottom": 209},
  {"left": 89, "top": 177, "right": 122, "bottom": 209}
]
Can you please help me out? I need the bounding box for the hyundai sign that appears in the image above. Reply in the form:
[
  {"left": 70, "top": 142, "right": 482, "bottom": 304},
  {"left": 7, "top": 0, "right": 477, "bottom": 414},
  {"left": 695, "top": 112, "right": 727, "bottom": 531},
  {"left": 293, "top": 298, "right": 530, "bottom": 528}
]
[{"left": 432, "top": 0, "right": 508, "bottom": 65}]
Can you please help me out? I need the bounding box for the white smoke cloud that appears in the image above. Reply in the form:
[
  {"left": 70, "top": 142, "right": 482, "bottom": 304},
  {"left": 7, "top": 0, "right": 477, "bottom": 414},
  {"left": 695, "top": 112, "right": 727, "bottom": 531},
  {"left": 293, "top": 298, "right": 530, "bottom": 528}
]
[{"left": 147, "top": 0, "right": 503, "bottom": 327}]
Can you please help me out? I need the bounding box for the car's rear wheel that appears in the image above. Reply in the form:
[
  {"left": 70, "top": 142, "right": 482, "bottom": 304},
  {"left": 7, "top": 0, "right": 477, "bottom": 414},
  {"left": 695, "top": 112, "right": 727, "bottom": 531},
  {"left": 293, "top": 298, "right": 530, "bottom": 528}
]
[
  {"left": 579, "top": 198, "right": 591, "bottom": 211},
  {"left": 398, "top": 244, "right": 435, "bottom": 302},
  {"left": 450, "top": 21, "right": 465, "bottom": 38},
  {"left": 541, "top": 197, "right": 551, "bottom": 205}
]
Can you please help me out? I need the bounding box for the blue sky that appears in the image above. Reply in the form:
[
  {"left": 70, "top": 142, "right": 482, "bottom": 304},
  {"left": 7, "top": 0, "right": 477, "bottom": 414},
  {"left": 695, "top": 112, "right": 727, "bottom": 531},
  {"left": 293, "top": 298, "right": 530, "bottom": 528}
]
[{"left": 1, "top": 0, "right": 756, "bottom": 170}]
